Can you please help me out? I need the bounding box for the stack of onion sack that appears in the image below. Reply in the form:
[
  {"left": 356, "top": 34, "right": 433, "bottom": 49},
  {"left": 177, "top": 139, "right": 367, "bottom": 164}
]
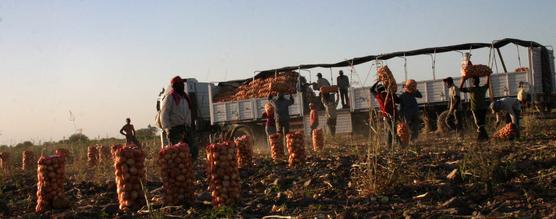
[
  {"left": 113, "top": 144, "right": 146, "bottom": 211},
  {"left": 396, "top": 122, "right": 410, "bottom": 146},
  {"left": 0, "top": 152, "right": 9, "bottom": 170},
  {"left": 87, "top": 145, "right": 98, "bottom": 167},
  {"left": 36, "top": 154, "right": 68, "bottom": 213},
  {"left": 404, "top": 80, "right": 417, "bottom": 93},
  {"left": 234, "top": 135, "right": 253, "bottom": 169},
  {"left": 206, "top": 141, "right": 241, "bottom": 207},
  {"left": 319, "top": 85, "right": 338, "bottom": 94},
  {"left": 55, "top": 149, "right": 72, "bottom": 164},
  {"left": 286, "top": 131, "right": 306, "bottom": 167},
  {"left": 377, "top": 65, "right": 397, "bottom": 93},
  {"left": 111, "top": 144, "right": 124, "bottom": 157},
  {"left": 462, "top": 64, "right": 492, "bottom": 78},
  {"left": 269, "top": 133, "right": 285, "bottom": 161},
  {"left": 22, "top": 150, "right": 36, "bottom": 171},
  {"left": 312, "top": 128, "right": 324, "bottom": 152},
  {"left": 158, "top": 142, "right": 194, "bottom": 206},
  {"left": 97, "top": 145, "right": 112, "bottom": 164},
  {"left": 493, "top": 123, "right": 518, "bottom": 140}
]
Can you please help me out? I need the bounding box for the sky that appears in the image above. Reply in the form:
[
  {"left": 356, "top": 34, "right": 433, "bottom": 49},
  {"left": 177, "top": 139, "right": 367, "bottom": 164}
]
[{"left": 0, "top": 0, "right": 555, "bottom": 145}]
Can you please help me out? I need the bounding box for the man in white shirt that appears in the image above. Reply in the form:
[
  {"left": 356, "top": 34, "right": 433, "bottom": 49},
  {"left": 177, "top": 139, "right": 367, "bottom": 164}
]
[
  {"left": 160, "top": 76, "right": 197, "bottom": 159},
  {"left": 490, "top": 97, "right": 521, "bottom": 136},
  {"left": 443, "top": 77, "right": 463, "bottom": 135}
]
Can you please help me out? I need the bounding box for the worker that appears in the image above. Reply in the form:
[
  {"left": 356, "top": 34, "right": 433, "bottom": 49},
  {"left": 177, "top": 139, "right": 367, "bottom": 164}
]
[
  {"left": 490, "top": 97, "right": 521, "bottom": 137},
  {"left": 262, "top": 103, "right": 277, "bottom": 143},
  {"left": 399, "top": 80, "right": 422, "bottom": 142},
  {"left": 309, "top": 103, "right": 319, "bottom": 136},
  {"left": 517, "top": 81, "right": 529, "bottom": 110},
  {"left": 120, "top": 118, "right": 141, "bottom": 147},
  {"left": 268, "top": 92, "right": 294, "bottom": 142},
  {"left": 460, "top": 76, "right": 491, "bottom": 141},
  {"left": 337, "top": 70, "right": 350, "bottom": 108},
  {"left": 370, "top": 80, "right": 399, "bottom": 147},
  {"left": 443, "top": 77, "right": 463, "bottom": 135},
  {"left": 312, "top": 73, "right": 332, "bottom": 105},
  {"left": 160, "top": 76, "right": 198, "bottom": 159},
  {"left": 321, "top": 91, "right": 339, "bottom": 136}
]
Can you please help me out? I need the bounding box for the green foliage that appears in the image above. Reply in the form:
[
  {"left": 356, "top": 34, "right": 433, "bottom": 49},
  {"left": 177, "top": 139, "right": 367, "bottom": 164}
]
[
  {"left": 15, "top": 141, "right": 33, "bottom": 148},
  {"left": 202, "top": 206, "right": 235, "bottom": 219},
  {"left": 68, "top": 133, "right": 90, "bottom": 143},
  {"left": 136, "top": 125, "right": 158, "bottom": 139}
]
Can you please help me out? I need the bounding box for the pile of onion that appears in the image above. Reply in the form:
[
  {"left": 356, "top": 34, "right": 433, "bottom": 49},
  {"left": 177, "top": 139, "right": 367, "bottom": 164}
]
[
  {"left": 97, "top": 145, "right": 111, "bottom": 164},
  {"left": 312, "top": 128, "right": 324, "bottom": 152},
  {"left": 493, "top": 123, "right": 518, "bottom": 140},
  {"left": 0, "top": 152, "right": 10, "bottom": 170},
  {"left": 87, "top": 145, "right": 98, "bottom": 167},
  {"left": 158, "top": 142, "right": 194, "bottom": 206},
  {"left": 269, "top": 133, "right": 285, "bottom": 161},
  {"left": 206, "top": 141, "right": 241, "bottom": 207},
  {"left": 234, "top": 135, "right": 253, "bottom": 169},
  {"left": 462, "top": 64, "right": 492, "bottom": 78},
  {"left": 396, "top": 122, "right": 410, "bottom": 146},
  {"left": 22, "top": 150, "right": 36, "bottom": 171},
  {"left": 286, "top": 131, "right": 306, "bottom": 167},
  {"left": 114, "top": 144, "right": 146, "bottom": 211},
  {"left": 36, "top": 154, "right": 68, "bottom": 213},
  {"left": 55, "top": 148, "right": 72, "bottom": 164},
  {"left": 111, "top": 144, "right": 123, "bottom": 157}
]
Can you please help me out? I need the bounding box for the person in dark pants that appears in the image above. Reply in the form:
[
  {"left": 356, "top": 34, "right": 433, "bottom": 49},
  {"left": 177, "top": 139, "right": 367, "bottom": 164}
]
[
  {"left": 336, "top": 70, "right": 350, "bottom": 108},
  {"left": 268, "top": 92, "right": 294, "bottom": 144},
  {"left": 460, "top": 76, "right": 491, "bottom": 141},
  {"left": 399, "top": 81, "right": 422, "bottom": 142},
  {"left": 160, "top": 76, "right": 198, "bottom": 160}
]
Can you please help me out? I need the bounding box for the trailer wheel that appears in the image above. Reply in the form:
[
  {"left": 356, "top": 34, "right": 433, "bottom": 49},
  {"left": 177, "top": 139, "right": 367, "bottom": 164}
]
[{"left": 231, "top": 126, "right": 256, "bottom": 146}]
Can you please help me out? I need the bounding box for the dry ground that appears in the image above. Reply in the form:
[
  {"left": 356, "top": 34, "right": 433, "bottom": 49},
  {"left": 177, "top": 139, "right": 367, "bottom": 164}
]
[{"left": 1, "top": 116, "right": 555, "bottom": 218}]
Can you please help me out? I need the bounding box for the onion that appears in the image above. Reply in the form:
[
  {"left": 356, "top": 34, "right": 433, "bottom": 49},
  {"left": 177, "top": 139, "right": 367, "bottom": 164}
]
[
  {"left": 286, "top": 131, "right": 306, "bottom": 167},
  {"left": 36, "top": 154, "right": 66, "bottom": 213},
  {"left": 114, "top": 144, "right": 145, "bottom": 211},
  {"left": 206, "top": 141, "right": 241, "bottom": 207},
  {"left": 158, "top": 142, "right": 194, "bottom": 206}
]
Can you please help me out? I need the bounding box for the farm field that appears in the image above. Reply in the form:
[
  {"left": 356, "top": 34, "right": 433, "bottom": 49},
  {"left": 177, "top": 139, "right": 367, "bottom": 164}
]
[{"left": 1, "top": 116, "right": 555, "bottom": 218}]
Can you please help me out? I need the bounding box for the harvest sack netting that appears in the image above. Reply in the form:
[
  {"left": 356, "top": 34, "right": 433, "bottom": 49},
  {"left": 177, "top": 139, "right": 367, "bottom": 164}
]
[
  {"left": 206, "top": 141, "right": 241, "bottom": 207},
  {"left": 158, "top": 142, "right": 194, "bottom": 206}
]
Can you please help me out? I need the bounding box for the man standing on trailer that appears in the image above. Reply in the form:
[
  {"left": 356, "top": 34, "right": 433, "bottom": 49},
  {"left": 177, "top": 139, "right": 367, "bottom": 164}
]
[
  {"left": 460, "top": 76, "right": 491, "bottom": 141},
  {"left": 443, "top": 77, "right": 464, "bottom": 136},
  {"left": 337, "top": 70, "right": 350, "bottom": 108},
  {"left": 268, "top": 92, "right": 294, "bottom": 142},
  {"left": 160, "top": 76, "right": 198, "bottom": 160},
  {"left": 490, "top": 97, "right": 522, "bottom": 138}
]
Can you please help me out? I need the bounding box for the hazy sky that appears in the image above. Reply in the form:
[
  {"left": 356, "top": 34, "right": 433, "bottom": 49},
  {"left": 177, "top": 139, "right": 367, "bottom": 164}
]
[{"left": 1, "top": 0, "right": 555, "bottom": 145}]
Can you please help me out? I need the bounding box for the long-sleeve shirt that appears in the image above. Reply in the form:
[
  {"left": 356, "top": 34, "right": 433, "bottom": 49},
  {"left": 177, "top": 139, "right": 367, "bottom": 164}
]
[
  {"left": 268, "top": 96, "right": 294, "bottom": 123},
  {"left": 493, "top": 97, "right": 521, "bottom": 126},
  {"left": 316, "top": 78, "right": 331, "bottom": 89},
  {"left": 336, "top": 75, "right": 350, "bottom": 89},
  {"left": 399, "top": 90, "right": 422, "bottom": 121},
  {"left": 160, "top": 93, "right": 192, "bottom": 129},
  {"left": 322, "top": 96, "right": 339, "bottom": 119}
]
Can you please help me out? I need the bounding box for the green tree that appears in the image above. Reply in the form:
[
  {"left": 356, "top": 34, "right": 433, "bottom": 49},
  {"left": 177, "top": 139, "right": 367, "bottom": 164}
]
[
  {"left": 15, "top": 141, "right": 34, "bottom": 148},
  {"left": 136, "top": 125, "right": 158, "bottom": 139},
  {"left": 68, "top": 133, "right": 89, "bottom": 143}
]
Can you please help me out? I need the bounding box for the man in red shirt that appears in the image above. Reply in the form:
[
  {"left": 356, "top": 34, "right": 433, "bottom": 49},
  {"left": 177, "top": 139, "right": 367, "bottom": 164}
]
[{"left": 371, "top": 80, "right": 399, "bottom": 147}]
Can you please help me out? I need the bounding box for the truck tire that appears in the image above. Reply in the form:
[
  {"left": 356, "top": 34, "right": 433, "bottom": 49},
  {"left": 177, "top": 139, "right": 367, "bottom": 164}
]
[{"left": 231, "top": 126, "right": 256, "bottom": 146}]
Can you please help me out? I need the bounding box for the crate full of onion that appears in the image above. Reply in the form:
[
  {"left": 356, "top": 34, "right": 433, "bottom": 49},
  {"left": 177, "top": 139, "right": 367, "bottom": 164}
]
[
  {"left": 113, "top": 144, "right": 146, "bottom": 211},
  {"left": 312, "top": 128, "right": 324, "bottom": 152},
  {"left": 269, "top": 133, "right": 285, "bottom": 161},
  {"left": 87, "top": 145, "right": 98, "bottom": 167},
  {"left": 158, "top": 142, "right": 194, "bottom": 206},
  {"left": 234, "top": 135, "right": 253, "bottom": 169},
  {"left": 36, "top": 154, "right": 68, "bottom": 213},
  {"left": 206, "top": 141, "right": 241, "bottom": 207},
  {"left": 22, "top": 150, "right": 36, "bottom": 171},
  {"left": 286, "top": 131, "right": 306, "bottom": 167}
]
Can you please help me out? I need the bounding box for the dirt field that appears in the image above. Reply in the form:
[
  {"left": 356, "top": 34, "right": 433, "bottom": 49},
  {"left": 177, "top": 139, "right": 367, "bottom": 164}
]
[{"left": 1, "top": 117, "right": 555, "bottom": 218}]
